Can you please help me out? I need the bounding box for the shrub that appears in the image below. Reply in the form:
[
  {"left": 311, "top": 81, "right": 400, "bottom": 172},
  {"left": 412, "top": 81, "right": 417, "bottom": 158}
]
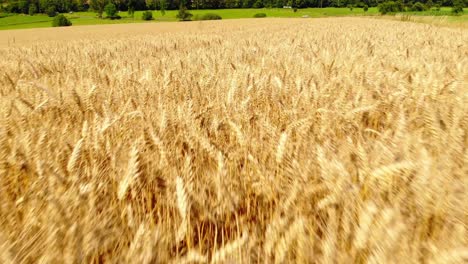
[
  {"left": 411, "top": 2, "right": 428, "bottom": 11},
  {"left": 452, "top": 1, "right": 464, "bottom": 14},
  {"left": 378, "top": 1, "right": 405, "bottom": 14},
  {"left": 253, "top": 13, "right": 267, "bottom": 18},
  {"left": 142, "top": 11, "right": 153, "bottom": 20},
  {"left": 105, "top": 3, "right": 118, "bottom": 19},
  {"left": 452, "top": 5, "right": 464, "bottom": 14},
  {"left": 433, "top": 4, "right": 441, "bottom": 11},
  {"left": 128, "top": 7, "right": 135, "bottom": 17},
  {"left": 176, "top": 5, "right": 192, "bottom": 21},
  {"left": 160, "top": 0, "right": 166, "bottom": 16},
  {"left": 28, "top": 5, "right": 37, "bottom": 16},
  {"left": 199, "top": 13, "right": 222, "bottom": 20},
  {"left": 46, "top": 6, "right": 57, "bottom": 17},
  {"left": 52, "top": 14, "right": 72, "bottom": 27},
  {"left": 348, "top": 4, "right": 354, "bottom": 11},
  {"left": 363, "top": 4, "right": 369, "bottom": 12},
  {"left": 293, "top": 8, "right": 298, "bottom": 12}
]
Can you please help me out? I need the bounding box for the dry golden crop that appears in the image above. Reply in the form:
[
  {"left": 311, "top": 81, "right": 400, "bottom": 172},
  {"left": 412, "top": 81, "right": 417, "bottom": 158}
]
[{"left": 0, "top": 18, "right": 467, "bottom": 263}]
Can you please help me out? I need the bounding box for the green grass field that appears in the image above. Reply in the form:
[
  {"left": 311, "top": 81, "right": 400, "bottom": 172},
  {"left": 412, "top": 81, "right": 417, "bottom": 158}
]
[
  {"left": 0, "top": 8, "right": 379, "bottom": 30},
  {"left": 0, "top": 7, "right": 466, "bottom": 30}
]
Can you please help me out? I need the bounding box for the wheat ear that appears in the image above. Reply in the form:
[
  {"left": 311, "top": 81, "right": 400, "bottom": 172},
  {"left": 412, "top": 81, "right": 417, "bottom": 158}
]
[
  {"left": 211, "top": 229, "right": 249, "bottom": 264},
  {"left": 117, "top": 144, "right": 140, "bottom": 200},
  {"left": 276, "top": 132, "right": 288, "bottom": 164},
  {"left": 67, "top": 138, "right": 83, "bottom": 173}
]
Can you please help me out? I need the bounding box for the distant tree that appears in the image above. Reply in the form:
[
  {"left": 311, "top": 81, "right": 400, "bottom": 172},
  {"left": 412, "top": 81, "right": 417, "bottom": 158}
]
[
  {"left": 38, "top": 0, "right": 49, "bottom": 13},
  {"left": 225, "top": 0, "right": 237, "bottom": 8},
  {"left": 141, "top": 10, "right": 153, "bottom": 19},
  {"left": 380, "top": 1, "right": 408, "bottom": 13},
  {"left": 146, "top": 0, "right": 155, "bottom": 9},
  {"left": 191, "top": 0, "right": 201, "bottom": 8},
  {"left": 90, "top": 0, "right": 108, "bottom": 18},
  {"left": 5, "top": 0, "right": 461, "bottom": 13},
  {"left": 29, "top": 4, "right": 38, "bottom": 15},
  {"left": 73, "top": 0, "right": 88, "bottom": 11},
  {"left": 242, "top": 0, "right": 254, "bottom": 8},
  {"left": 378, "top": 1, "right": 404, "bottom": 14},
  {"left": 411, "top": 2, "right": 427, "bottom": 11},
  {"left": 128, "top": 0, "right": 135, "bottom": 17},
  {"left": 253, "top": 0, "right": 264, "bottom": 7},
  {"left": 160, "top": 0, "right": 166, "bottom": 15},
  {"left": 46, "top": 5, "right": 57, "bottom": 16},
  {"left": 452, "top": 0, "right": 463, "bottom": 13},
  {"left": 296, "top": 0, "right": 306, "bottom": 8},
  {"left": 176, "top": 4, "right": 192, "bottom": 20},
  {"left": 396, "top": 0, "right": 405, "bottom": 10},
  {"left": 18, "top": 0, "right": 29, "bottom": 13},
  {"left": 104, "top": 2, "right": 117, "bottom": 17}
]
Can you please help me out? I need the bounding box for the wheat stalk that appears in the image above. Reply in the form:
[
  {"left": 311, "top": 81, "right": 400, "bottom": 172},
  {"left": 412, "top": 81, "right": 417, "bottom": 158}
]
[
  {"left": 276, "top": 132, "right": 288, "bottom": 164},
  {"left": 67, "top": 138, "right": 83, "bottom": 173},
  {"left": 210, "top": 229, "right": 248, "bottom": 264},
  {"left": 368, "top": 161, "right": 414, "bottom": 191},
  {"left": 117, "top": 144, "right": 140, "bottom": 200},
  {"left": 0, "top": 18, "right": 466, "bottom": 263},
  {"left": 274, "top": 217, "right": 305, "bottom": 264},
  {"left": 175, "top": 176, "right": 189, "bottom": 242}
]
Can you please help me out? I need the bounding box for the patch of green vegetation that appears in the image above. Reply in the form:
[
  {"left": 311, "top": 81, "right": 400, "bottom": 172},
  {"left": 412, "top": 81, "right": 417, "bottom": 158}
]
[
  {"left": 403, "top": 10, "right": 452, "bottom": 16},
  {"left": 0, "top": 12, "right": 13, "bottom": 18},
  {"left": 0, "top": 13, "right": 53, "bottom": 28},
  {"left": 0, "top": 12, "right": 150, "bottom": 29},
  {"left": 399, "top": 7, "right": 461, "bottom": 16},
  {"left": 446, "top": 14, "right": 468, "bottom": 22},
  {"left": 193, "top": 13, "right": 222, "bottom": 20},
  {"left": 0, "top": 7, "right": 466, "bottom": 31},
  {"left": 141, "top": 11, "right": 154, "bottom": 20},
  {"left": 52, "top": 14, "right": 72, "bottom": 27},
  {"left": 186, "top": 7, "right": 380, "bottom": 19},
  {"left": 0, "top": 8, "right": 381, "bottom": 30}
]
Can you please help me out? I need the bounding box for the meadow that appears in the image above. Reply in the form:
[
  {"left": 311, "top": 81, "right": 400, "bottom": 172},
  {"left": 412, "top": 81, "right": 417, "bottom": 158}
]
[
  {"left": 0, "top": 17, "right": 467, "bottom": 263},
  {"left": 0, "top": 8, "right": 380, "bottom": 30},
  {"left": 1, "top": 7, "right": 466, "bottom": 30}
]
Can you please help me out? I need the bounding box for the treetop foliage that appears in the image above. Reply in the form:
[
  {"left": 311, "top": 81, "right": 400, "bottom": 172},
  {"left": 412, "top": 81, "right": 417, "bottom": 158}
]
[{"left": 1, "top": 0, "right": 466, "bottom": 15}]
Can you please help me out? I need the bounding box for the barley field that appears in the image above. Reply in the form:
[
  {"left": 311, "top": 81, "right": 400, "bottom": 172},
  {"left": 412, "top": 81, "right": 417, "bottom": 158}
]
[{"left": 0, "top": 18, "right": 467, "bottom": 263}]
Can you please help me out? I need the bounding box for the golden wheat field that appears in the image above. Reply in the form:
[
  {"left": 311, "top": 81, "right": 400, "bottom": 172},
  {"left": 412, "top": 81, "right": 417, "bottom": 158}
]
[{"left": 0, "top": 17, "right": 467, "bottom": 263}]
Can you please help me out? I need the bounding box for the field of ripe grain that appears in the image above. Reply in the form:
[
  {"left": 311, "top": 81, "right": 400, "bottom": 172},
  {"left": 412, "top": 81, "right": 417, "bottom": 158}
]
[{"left": 0, "top": 18, "right": 467, "bottom": 263}]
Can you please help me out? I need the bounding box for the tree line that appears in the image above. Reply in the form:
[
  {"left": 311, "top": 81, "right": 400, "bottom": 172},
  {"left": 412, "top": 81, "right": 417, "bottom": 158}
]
[{"left": 1, "top": 0, "right": 466, "bottom": 15}]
